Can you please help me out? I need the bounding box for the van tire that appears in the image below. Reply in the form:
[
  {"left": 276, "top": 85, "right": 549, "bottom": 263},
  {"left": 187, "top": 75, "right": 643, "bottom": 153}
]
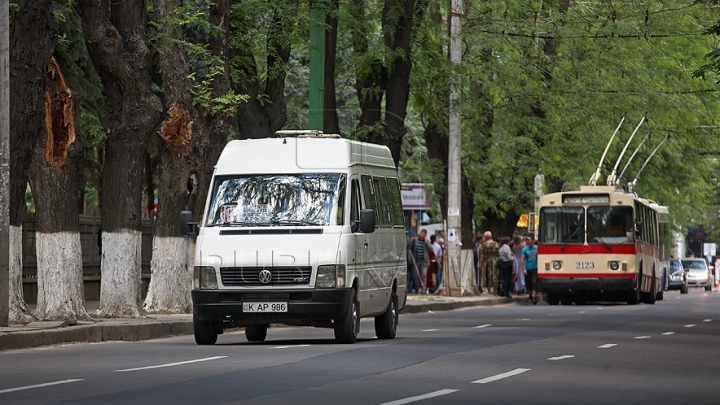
[
  {"left": 335, "top": 289, "right": 359, "bottom": 344},
  {"left": 245, "top": 324, "right": 268, "bottom": 342},
  {"left": 375, "top": 292, "right": 398, "bottom": 340},
  {"left": 193, "top": 315, "right": 218, "bottom": 345}
]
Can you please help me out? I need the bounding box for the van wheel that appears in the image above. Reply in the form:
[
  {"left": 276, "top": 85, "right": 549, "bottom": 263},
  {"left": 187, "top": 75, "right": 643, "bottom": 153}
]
[
  {"left": 193, "top": 314, "right": 218, "bottom": 345},
  {"left": 375, "top": 292, "right": 398, "bottom": 339},
  {"left": 245, "top": 324, "right": 268, "bottom": 342},
  {"left": 335, "top": 289, "right": 359, "bottom": 344}
]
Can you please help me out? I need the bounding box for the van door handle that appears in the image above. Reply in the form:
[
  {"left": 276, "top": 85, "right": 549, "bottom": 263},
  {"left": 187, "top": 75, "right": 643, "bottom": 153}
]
[{"left": 364, "top": 242, "right": 369, "bottom": 249}]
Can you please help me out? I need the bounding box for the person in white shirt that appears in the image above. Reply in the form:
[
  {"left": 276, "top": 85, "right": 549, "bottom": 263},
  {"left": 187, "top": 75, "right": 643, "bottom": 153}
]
[
  {"left": 498, "top": 236, "right": 515, "bottom": 297},
  {"left": 431, "top": 235, "right": 444, "bottom": 292}
]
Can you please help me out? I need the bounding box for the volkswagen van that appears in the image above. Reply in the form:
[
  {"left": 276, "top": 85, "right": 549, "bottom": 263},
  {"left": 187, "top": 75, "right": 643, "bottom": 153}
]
[{"left": 180, "top": 132, "right": 407, "bottom": 344}]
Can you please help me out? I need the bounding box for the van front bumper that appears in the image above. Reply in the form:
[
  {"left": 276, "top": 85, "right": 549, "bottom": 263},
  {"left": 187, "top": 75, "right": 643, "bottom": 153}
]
[{"left": 192, "top": 288, "right": 353, "bottom": 325}]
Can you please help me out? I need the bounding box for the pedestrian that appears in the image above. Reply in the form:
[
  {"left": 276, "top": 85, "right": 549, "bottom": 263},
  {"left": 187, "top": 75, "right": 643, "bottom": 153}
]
[
  {"left": 428, "top": 234, "right": 438, "bottom": 292},
  {"left": 481, "top": 231, "right": 500, "bottom": 295},
  {"left": 473, "top": 232, "right": 484, "bottom": 293},
  {"left": 406, "top": 234, "right": 415, "bottom": 293},
  {"left": 432, "top": 234, "right": 444, "bottom": 292},
  {"left": 522, "top": 236, "right": 540, "bottom": 305},
  {"left": 498, "top": 236, "right": 514, "bottom": 297},
  {"left": 512, "top": 235, "right": 525, "bottom": 294},
  {"left": 410, "top": 229, "right": 430, "bottom": 294}
]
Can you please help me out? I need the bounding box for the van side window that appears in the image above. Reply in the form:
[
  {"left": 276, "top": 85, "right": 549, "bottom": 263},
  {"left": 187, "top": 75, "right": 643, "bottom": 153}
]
[
  {"left": 350, "top": 179, "right": 361, "bottom": 224},
  {"left": 361, "top": 175, "right": 377, "bottom": 226},
  {"left": 373, "top": 177, "right": 390, "bottom": 226},
  {"left": 386, "top": 178, "right": 405, "bottom": 227}
]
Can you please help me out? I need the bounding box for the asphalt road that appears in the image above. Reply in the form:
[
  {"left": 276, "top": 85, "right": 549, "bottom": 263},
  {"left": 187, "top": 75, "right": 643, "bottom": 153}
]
[{"left": 1, "top": 290, "right": 719, "bottom": 405}]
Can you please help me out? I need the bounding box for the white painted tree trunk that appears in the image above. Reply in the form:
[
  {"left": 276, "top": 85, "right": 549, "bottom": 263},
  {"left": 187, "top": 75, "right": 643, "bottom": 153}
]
[
  {"left": 144, "top": 236, "right": 192, "bottom": 314},
  {"left": 34, "top": 232, "right": 90, "bottom": 321},
  {"left": 98, "top": 230, "right": 143, "bottom": 317},
  {"left": 9, "top": 225, "right": 36, "bottom": 324}
]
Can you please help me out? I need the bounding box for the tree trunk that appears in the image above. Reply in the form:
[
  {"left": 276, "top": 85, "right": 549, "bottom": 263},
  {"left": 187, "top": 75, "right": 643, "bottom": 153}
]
[
  {"left": 8, "top": 0, "right": 58, "bottom": 323},
  {"left": 29, "top": 57, "right": 90, "bottom": 321},
  {"left": 81, "top": 0, "right": 164, "bottom": 317},
  {"left": 144, "top": 0, "right": 232, "bottom": 313}
]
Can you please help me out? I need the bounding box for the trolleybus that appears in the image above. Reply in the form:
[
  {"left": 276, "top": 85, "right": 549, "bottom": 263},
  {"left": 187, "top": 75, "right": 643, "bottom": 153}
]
[{"left": 537, "top": 185, "right": 662, "bottom": 305}]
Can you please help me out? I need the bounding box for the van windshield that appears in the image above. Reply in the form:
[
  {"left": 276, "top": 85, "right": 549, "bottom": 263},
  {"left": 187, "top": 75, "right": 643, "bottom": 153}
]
[{"left": 206, "top": 173, "right": 347, "bottom": 227}]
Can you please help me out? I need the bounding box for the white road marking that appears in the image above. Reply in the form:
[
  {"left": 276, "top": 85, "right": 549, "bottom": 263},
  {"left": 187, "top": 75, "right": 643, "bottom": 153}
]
[
  {"left": 676, "top": 297, "right": 681, "bottom": 299},
  {"left": 634, "top": 336, "right": 651, "bottom": 339},
  {"left": 473, "top": 324, "right": 492, "bottom": 329},
  {"left": 703, "top": 319, "right": 712, "bottom": 323},
  {"left": 472, "top": 368, "right": 531, "bottom": 384},
  {"left": 548, "top": 355, "right": 575, "bottom": 361},
  {"left": 685, "top": 324, "right": 696, "bottom": 328},
  {"left": 598, "top": 344, "right": 617, "bottom": 349},
  {"left": 662, "top": 332, "right": 675, "bottom": 336},
  {"left": 422, "top": 329, "right": 439, "bottom": 332},
  {"left": 596, "top": 307, "right": 603, "bottom": 310},
  {"left": 272, "top": 345, "right": 310, "bottom": 349},
  {"left": 380, "top": 389, "right": 458, "bottom": 405},
  {"left": 115, "top": 356, "right": 227, "bottom": 372},
  {"left": 518, "top": 318, "right": 531, "bottom": 321},
  {"left": 0, "top": 379, "right": 83, "bottom": 394},
  {"left": 578, "top": 311, "right": 586, "bottom": 314}
]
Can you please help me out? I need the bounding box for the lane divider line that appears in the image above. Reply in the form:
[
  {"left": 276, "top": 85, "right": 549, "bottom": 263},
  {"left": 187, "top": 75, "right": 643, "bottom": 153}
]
[
  {"left": 0, "top": 379, "right": 84, "bottom": 395},
  {"left": 662, "top": 332, "right": 675, "bottom": 336},
  {"left": 473, "top": 324, "right": 492, "bottom": 329},
  {"left": 685, "top": 324, "right": 696, "bottom": 328},
  {"left": 598, "top": 344, "right": 617, "bottom": 349},
  {"left": 422, "top": 329, "right": 439, "bottom": 332},
  {"left": 380, "top": 389, "right": 459, "bottom": 405},
  {"left": 472, "top": 368, "right": 531, "bottom": 384},
  {"left": 272, "top": 345, "right": 311, "bottom": 349},
  {"left": 115, "top": 356, "right": 228, "bottom": 372},
  {"left": 703, "top": 319, "right": 712, "bottom": 323},
  {"left": 634, "top": 336, "right": 651, "bottom": 339},
  {"left": 548, "top": 355, "right": 575, "bottom": 361}
]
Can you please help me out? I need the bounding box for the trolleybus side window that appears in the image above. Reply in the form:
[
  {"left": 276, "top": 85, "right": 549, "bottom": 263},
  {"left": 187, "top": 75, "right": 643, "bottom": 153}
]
[
  {"left": 539, "top": 207, "right": 584, "bottom": 244},
  {"left": 587, "top": 206, "right": 634, "bottom": 244}
]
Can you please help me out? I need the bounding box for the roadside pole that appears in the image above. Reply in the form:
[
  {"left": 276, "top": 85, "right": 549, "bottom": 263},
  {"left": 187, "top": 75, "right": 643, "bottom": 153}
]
[
  {"left": 447, "top": 0, "right": 465, "bottom": 296},
  {"left": 1, "top": 0, "right": 10, "bottom": 326}
]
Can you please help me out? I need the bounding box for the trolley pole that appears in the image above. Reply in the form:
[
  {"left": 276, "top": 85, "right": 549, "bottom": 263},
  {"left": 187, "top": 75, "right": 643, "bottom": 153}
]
[
  {"left": 1, "top": 0, "right": 11, "bottom": 326},
  {"left": 447, "top": 0, "right": 466, "bottom": 296}
]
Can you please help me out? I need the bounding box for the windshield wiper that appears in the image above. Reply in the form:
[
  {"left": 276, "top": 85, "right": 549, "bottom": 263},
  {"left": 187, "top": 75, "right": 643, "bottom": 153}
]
[
  {"left": 587, "top": 221, "right": 612, "bottom": 251},
  {"left": 560, "top": 223, "right": 584, "bottom": 252},
  {"left": 271, "top": 220, "right": 323, "bottom": 226},
  {"left": 207, "top": 221, "right": 265, "bottom": 227}
]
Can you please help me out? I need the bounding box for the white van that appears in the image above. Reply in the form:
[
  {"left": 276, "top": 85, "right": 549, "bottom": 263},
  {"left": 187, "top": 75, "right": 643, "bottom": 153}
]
[{"left": 180, "top": 132, "right": 408, "bottom": 344}]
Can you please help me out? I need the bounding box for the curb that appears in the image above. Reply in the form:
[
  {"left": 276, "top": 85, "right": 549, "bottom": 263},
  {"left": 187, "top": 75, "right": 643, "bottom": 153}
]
[
  {"left": 0, "top": 320, "right": 193, "bottom": 352},
  {"left": 400, "top": 296, "right": 525, "bottom": 314}
]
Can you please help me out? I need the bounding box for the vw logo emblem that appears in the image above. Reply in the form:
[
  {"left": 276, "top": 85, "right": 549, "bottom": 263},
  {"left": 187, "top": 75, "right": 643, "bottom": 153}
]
[{"left": 258, "top": 269, "right": 272, "bottom": 284}]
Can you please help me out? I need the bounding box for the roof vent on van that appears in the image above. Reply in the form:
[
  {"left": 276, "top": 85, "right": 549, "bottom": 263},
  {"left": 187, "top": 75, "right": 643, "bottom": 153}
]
[{"left": 275, "top": 130, "right": 342, "bottom": 139}]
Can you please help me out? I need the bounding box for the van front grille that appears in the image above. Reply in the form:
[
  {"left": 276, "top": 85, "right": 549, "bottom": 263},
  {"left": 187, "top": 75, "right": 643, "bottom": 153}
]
[{"left": 219, "top": 266, "right": 312, "bottom": 286}]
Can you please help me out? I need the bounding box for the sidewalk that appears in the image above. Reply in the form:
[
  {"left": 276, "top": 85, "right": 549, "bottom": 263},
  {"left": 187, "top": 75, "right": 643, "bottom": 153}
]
[{"left": 0, "top": 293, "right": 525, "bottom": 352}]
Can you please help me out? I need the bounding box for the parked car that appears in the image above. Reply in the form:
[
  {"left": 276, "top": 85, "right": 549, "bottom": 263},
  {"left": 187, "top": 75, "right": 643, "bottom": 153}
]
[
  {"left": 667, "top": 259, "right": 688, "bottom": 294},
  {"left": 681, "top": 258, "right": 713, "bottom": 291}
]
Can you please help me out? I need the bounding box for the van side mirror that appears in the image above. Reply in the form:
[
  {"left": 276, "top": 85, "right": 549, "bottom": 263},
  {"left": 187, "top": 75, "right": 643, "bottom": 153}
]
[
  {"left": 360, "top": 209, "right": 375, "bottom": 234},
  {"left": 634, "top": 220, "right": 643, "bottom": 236},
  {"left": 179, "top": 210, "right": 197, "bottom": 235}
]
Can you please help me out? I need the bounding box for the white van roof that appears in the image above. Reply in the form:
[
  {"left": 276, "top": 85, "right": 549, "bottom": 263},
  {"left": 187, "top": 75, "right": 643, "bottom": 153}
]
[{"left": 215, "top": 136, "right": 396, "bottom": 175}]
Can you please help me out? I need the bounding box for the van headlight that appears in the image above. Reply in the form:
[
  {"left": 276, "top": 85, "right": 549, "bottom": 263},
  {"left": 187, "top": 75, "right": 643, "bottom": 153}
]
[
  {"left": 194, "top": 266, "right": 218, "bottom": 289},
  {"left": 316, "top": 265, "right": 346, "bottom": 288}
]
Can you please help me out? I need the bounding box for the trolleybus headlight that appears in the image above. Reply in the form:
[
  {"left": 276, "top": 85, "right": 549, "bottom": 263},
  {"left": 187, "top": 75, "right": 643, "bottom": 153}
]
[
  {"left": 194, "top": 266, "right": 218, "bottom": 289},
  {"left": 553, "top": 261, "right": 562, "bottom": 270},
  {"left": 610, "top": 261, "right": 619, "bottom": 271}
]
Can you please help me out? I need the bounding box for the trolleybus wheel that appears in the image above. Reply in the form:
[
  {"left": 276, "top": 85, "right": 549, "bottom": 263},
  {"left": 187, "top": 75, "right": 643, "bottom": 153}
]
[
  {"left": 547, "top": 293, "right": 560, "bottom": 306},
  {"left": 644, "top": 271, "right": 657, "bottom": 305}
]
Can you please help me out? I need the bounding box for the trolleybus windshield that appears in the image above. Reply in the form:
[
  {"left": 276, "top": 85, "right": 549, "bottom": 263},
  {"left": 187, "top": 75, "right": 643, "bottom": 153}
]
[
  {"left": 539, "top": 207, "right": 584, "bottom": 245},
  {"left": 587, "top": 206, "right": 634, "bottom": 244}
]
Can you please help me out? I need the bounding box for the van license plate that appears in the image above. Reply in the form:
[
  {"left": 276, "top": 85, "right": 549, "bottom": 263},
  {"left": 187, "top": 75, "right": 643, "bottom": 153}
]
[{"left": 243, "top": 302, "right": 287, "bottom": 313}]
